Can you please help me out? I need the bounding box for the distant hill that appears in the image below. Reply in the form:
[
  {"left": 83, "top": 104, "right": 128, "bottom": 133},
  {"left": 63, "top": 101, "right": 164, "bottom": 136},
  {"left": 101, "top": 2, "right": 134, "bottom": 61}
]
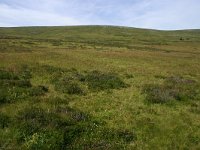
[{"left": 0, "top": 25, "right": 199, "bottom": 50}]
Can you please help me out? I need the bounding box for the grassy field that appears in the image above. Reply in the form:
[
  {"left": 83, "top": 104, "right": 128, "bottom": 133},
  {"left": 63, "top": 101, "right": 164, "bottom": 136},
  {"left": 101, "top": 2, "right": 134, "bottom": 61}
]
[{"left": 0, "top": 25, "right": 200, "bottom": 149}]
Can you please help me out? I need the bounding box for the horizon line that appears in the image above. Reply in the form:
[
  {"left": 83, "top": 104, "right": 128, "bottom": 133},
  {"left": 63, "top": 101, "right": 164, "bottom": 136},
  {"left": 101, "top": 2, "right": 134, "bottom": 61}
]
[{"left": 0, "top": 25, "right": 199, "bottom": 31}]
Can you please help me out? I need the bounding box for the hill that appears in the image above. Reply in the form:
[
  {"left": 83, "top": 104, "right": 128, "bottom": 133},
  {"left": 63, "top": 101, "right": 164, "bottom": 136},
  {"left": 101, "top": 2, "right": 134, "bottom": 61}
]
[{"left": 0, "top": 26, "right": 200, "bottom": 149}]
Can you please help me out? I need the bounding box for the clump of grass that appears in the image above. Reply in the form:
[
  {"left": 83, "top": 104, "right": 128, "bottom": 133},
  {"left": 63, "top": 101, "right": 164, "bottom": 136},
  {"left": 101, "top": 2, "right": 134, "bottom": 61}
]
[
  {"left": 28, "top": 85, "right": 48, "bottom": 96},
  {"left": 54, "top": 80, "right": 85, "bottom": 95},
  {"left": 84, "top": 70, "right": 128, "bottom": 91},
  {"left": 49, "top": 67, "right": 86, "bottom": 95},
  {"left": 143, "top": 76, "right": 199, "bottom": 103},
  {"left": 0, "top": 88, "right": 10, "bottom": 104},
  {"left": 0, "top": 70, "right": 19, "bottom": 80},
  {"left": 48, "top": 66, "right": 128, "bottom": 94},
  {"left": 0, "top": 69, "right": 31, "bottom": 104},
  {"left": 0, "top": 85, "right": 30, "bottom": 104},
  {"left": 0, "top": 113, "right": 10, "bottom": 129},
  {"left": 190, "top": 102, "right": 200, "bottom": 114},
  {"left": 144, "top": 84, "right": 174, "bottom": 103},
  {"left": 19, "top": 65, "right": 32, "bottom": 80},
  {"left": 15, "top": 107, "right": 66, "bottom": 142},
  {"left": 64, "top": 81, "right": 84, "bottom": 95},
  {"left": 154, "top": 75, "right": 166, "bottom": 79},
  {"left": 0, "top": 68, "right": 48, "bottom": 104},
  {"left": 47, "top": 96, "right": 69, "bottom": 105},
  {"left": 165, "top": 76, "right": 199, "bottom": 101},
  {"left": 55, "top": 105, "right": 89, "bottom": 122},
  {"left": 15, "top": 106, "right": 90, "bottom": 148},
  {"left": 124, "top": 73, "right": 134, "bottom": 79},
  {"left": 0, "top": 79, "right": 31, "bottom": 88},
  {"left": 24, "top": 130, "right": 63, "bottom": 150},
  {"left": 15, "top": 104, "right": 134, "bottom": 149}
]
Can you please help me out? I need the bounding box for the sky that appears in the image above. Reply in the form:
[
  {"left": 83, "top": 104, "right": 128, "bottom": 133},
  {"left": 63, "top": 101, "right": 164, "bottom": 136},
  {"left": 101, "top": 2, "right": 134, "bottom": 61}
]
[{"left": 0, "top": 0, "right": 200, "bottom": 30}]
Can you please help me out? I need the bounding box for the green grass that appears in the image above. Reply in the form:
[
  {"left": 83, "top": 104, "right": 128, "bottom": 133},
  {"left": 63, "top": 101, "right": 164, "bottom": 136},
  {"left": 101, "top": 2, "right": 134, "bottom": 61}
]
[{"left": 0, "top": 25, "right": 200, "bottom": 149}]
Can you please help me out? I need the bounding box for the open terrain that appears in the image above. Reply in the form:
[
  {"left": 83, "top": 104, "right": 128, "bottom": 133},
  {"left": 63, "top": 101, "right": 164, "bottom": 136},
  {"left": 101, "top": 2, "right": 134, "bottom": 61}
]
[{"left": 0, "top": 26, "right": 200, "bottom": 149}]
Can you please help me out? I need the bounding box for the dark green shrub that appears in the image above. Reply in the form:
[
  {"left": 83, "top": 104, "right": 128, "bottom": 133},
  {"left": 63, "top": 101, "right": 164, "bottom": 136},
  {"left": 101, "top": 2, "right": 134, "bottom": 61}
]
[
  {"left": 0, "top": 69, "right": 34, "bottom": 104},
  {"left": 144, "top": 84, "right": 174, "bottom": 103},
  {"left": 154, "top": 75, "right": 166, "bottom": 79},
  {"left": 116, "top": 130, "right": 135, "bottom": 142},
  {"left": 55, "top": 106, "right": 89, "bottom": 122},
  {"left": 0, "top": 88, "right": 9, "bottom": 104},
  {"left": 63, "top": 125, "right": 85, "bottom": 147},
  {"left": 20, "top": 68, "right": 32, "bottom": 80},
  {"left": 0, "top": 113, "right": 10, "bottom": 128},
  {"left": 24, "top": 130, "right": 64, "bottom": 150},
  {"left": 0, "top": 70, "right": 19, "bottom": 80},
  {"left": 40, "top": 65, "right": 64, "bottom": 74},
  {"left": 143, "top": 76, "right": 200, "bottom": 104},
  {"left": 0, "top": 79, "right": 31, "bottom": 88},
  {"left": 124, "top": 73, "right": 134, "bottom": 79},
  {"left": 15, "top": 106, "right": 90, "bottom": 147},
  {"left": 15, "top": 80, "right": 32, "bottom": 88},
  {"left": 28, "top": 86, "right": 48, "bottom": 96},
  {"left": 99, "top": 128, "right": 135, "bottom": 143},
  {"left": 85, "top": 71, "right": 127, "bottom": 91},
  {"left": 165, "top": 76, "right": 199, "bottom": 101},
  {"left": 17, "top": 107, "right": 61, "bottom": 127},
  {"left": 15, "top": 107, "right": 67, "bottom": 142},
  {"left": 51, "top": 68, "right": 128, "bottom": 94},
  {"left": 65, "top": 82, "right": 84, "bottom": 95},
  {"left": 17, "top": 106, "right": 71, "bottom": 129},
  {"left": 17, "top": 121, "right": 41, "bottom": 142},
  {"left": 54, "top": 79, "right": 84, "bottom": 95},
  {"left": 48, "top": 96, "right": 69, "bottom": 105}
]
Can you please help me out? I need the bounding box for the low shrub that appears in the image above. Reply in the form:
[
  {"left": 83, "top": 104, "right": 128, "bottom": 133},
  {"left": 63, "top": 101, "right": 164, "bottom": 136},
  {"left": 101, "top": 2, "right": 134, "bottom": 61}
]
[
  {"left": 99, "top": 128, "right": 135, "bottom": 143},
  {"left": 143, "top": 84, "right": 174, "bottom": 103},
  {"left": 63, "top": 125, "right": 85, "bottom": 147},
  {"left": 51, "top": 68, "right": 128, "bottom": 94},
  {"left": 143, "top": 76, "right": 200, "bottom": 104},
  {"left": 54, "top": 79, "right": 85, "bottom": 95},
  {"left": 16, "top": 107, "right": 63, "bottom": 128},
  {"left": 0, "top": 79, "right": 31, "bottom": 88},
  {"left": 0, "top": 70, "right": 19, "bottom": 80},
  {"left": 124, "top": 73, "right": 134, "bottom": 79},
  {"left": 48, "top": 96, "right": 69, "bottom": 105},
  {"left": 0, "top": 113, "right": 10, "bottom": 128},
  {"left": 20, "top": 66, "right": 32, "bottom": 80},
  {"left": 28, "top": 85, "right": 48, "bottom": 96},
  {"left": 0, "top": 88, "right": 9, "bottom": 104},
  {"left": 24, "top": 130, "right": 64, "bottom": 150},
  {"left": 15, "top": 80, "right": 32, "bottom": 88},
  {"left": 85, "top": 71, "right": 127, "bottom": 91},
  {"left": 65, "top": 81, "right": 84, "bottom": 95},
  {"left": 55, "top": 106, "right": 89, "bottom": 122}
]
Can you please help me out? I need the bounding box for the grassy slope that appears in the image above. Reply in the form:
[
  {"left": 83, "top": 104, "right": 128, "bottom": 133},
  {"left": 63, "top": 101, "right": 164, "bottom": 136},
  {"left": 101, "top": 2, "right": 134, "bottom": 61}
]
[{"left": 0, "top": 26, "right": 200, "bottom": 149}]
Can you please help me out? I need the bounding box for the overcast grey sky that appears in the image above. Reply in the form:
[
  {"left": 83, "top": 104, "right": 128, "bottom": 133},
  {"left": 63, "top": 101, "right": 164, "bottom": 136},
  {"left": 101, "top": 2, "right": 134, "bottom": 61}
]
[{"left": 0, "top": 0, "right": 200, "bottom": 30}]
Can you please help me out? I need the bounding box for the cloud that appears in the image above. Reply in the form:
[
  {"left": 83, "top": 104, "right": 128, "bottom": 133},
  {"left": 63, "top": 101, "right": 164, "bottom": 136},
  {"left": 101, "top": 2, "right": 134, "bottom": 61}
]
[
  {"left": 0, "top": 0, "right": 200, "bottom": 29},
  {"left": 0, "top": 3, "right": 81, "bottom": 27}
]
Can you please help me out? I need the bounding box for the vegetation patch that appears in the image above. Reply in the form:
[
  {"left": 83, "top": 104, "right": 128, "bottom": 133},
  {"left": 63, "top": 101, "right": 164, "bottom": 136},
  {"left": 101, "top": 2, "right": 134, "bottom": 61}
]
[
  {"left": 24, "top": 130, "right": 63, "bottom": 150},
  {"left": 53, "top": 79, "right": 85, "bottom": 95},
  {"left": 0, "top": 70, "right": 19, "bottom": 80},
  {"left": 14, "top": 105, "right": 135, "bottom": 149},
  {"left": 49, "top": 66, "right": 128, "bottom": 95},
  {"left": 84, "top": 70, "right": 128, "bottom": 91},
  {"left": 0, "top": 69, "right": 48, "bottom": 104},
  {"left": 0, "top": 113, "right": 10, "bottom": 129},
  {"left": 143, "top": 76, "right": 200, "bottom": 103},
  {"left": 28, "top": 85, "right": 48, "bottom": 96}
]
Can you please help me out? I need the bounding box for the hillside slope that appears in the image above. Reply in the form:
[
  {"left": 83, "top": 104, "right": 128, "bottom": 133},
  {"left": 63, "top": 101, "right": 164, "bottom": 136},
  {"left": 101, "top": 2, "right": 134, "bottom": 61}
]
[{"left": 0, "top": 26, "right": 200, "bottom": 149}]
